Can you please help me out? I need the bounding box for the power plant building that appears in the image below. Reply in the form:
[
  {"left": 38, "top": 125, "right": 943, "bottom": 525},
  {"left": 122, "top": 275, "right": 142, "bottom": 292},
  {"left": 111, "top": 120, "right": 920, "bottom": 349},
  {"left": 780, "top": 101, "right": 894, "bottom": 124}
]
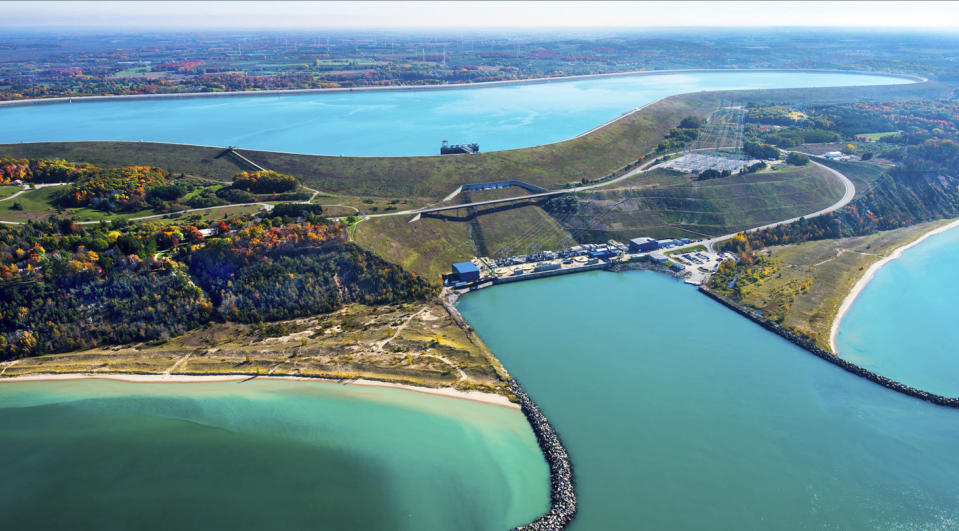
[
  {"left": 451, "top": 262, "right": 480, "bottom": 282},
  {"left": 629, "top": 237, "right": 658, "bottom": 253}
]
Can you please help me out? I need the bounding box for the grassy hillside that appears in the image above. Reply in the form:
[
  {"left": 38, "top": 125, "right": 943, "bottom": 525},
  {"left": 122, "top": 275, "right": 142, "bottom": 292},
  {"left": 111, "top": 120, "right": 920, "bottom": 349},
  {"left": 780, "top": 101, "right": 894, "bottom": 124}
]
[
  {"left": 808, "top": 156, "right": 889, "bottom": 199},
  {"left": 1, "top": 80, "right": 943, "bottom": 203},
  {"left": 558, "top": 164, "right": 845, "bottom": 242},
  {"left": 355, "top": 204, "right": 573, "bottom": 281}
]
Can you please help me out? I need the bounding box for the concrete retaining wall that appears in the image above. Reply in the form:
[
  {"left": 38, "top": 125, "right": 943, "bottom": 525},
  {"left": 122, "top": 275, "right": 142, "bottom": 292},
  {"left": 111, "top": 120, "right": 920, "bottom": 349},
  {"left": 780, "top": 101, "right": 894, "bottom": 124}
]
[{"left": 494, "top": 262, "right": 608, "bottom": 285}]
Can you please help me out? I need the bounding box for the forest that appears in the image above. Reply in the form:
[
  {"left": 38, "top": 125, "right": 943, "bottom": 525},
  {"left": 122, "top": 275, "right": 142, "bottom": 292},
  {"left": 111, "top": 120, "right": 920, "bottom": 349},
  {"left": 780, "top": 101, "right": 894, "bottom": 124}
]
[
  {"left": 0, "top": 213, "right": 435, "bottom": 359},
  {"left": 0, "top": 156, "right": 99, "bottom": 184}
]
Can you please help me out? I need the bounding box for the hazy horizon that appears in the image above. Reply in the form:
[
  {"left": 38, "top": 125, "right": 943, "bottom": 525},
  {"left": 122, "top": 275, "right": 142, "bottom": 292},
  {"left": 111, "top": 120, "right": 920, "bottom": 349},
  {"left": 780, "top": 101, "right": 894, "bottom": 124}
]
[{"left": 5, "top": 1, "right": 959, "bottom": 30}]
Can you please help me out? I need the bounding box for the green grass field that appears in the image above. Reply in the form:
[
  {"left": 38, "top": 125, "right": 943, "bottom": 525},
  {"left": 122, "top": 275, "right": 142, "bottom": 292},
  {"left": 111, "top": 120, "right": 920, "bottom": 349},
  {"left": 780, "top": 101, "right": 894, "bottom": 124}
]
[
  {"left": 665, "top": 244, "right": 707, "bottom": 255},
  {"left": 0, "top": 186, "right": 163, "bottom": 223},
  {"left": 858, "top": 131, "right": 901, "bottom": 141},
  {"left": 0, "top": 185, "right": 22, "bottom": 201},
  {"left": 0, "top": 183, "right": 266, "bottom": 225}
]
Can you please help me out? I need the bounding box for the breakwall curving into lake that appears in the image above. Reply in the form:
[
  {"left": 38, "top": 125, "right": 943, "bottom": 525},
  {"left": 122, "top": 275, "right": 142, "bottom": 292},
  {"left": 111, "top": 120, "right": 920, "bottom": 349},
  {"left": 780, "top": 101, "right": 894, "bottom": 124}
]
[
  {"left": 508, "top": 378, "right": 576, "bottom": 530},
  {"left": 444, "top": 287, "right": 577, "bottom": 529},
  {"left": 698, "top": 287, "right": 959, "bottom": 409}
]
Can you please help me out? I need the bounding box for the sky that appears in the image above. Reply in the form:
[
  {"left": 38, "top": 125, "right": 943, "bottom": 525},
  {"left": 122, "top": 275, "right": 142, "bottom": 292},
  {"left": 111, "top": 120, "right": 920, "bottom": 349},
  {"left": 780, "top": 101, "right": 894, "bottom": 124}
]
[{"left": 5, "top": 1, "right": 959, "bottom": 30}]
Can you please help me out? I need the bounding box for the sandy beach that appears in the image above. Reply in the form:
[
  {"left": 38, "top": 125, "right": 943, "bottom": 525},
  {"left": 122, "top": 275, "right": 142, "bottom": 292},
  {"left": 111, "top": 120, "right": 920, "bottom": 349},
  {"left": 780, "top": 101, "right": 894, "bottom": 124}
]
[
  {"left": 830, "top": 218, "right": 959, "bottom": 353},
  {"left": 0, "top": 372, "right": 519, "bottom": 409}
]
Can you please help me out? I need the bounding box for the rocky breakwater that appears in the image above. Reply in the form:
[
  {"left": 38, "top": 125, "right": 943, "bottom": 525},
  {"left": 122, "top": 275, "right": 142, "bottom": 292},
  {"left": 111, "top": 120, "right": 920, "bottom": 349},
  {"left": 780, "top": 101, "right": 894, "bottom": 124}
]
[
  {"left": 509, "top": 378, "right": 576, "bottom": 530},
  {"left": 699, "top": 287, "right": 959, "bottom": 409}
]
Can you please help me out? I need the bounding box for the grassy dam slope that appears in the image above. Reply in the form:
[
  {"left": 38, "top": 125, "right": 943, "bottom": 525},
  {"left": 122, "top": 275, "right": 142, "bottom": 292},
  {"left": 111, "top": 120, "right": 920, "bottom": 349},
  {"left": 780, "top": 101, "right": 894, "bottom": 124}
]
[{"left": 0, "top": 80, "right": 945, "bottom": 202}]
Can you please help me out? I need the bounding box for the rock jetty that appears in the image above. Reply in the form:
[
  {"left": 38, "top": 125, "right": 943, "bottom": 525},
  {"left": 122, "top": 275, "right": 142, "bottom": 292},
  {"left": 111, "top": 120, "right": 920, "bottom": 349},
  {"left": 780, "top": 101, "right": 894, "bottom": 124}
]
[
  {"left": 509, "top": 379, "right": 577, "bottom": 530},
  {"left": 699, "top": 287, "right": 959, "bottom": 409}
]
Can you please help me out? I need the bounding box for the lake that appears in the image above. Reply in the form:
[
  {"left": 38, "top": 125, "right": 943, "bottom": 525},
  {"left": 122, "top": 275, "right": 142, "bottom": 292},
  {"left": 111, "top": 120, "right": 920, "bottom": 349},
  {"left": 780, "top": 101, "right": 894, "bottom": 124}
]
[
  {"left": 1, "top": 71, "right": 911, "bottom": 156},
  {"left": 0, "top": 379, "right": 549, "bottom": 530},
  {"left": 836, "top": 224, "right": 959, "bottom": 397},
  {"left": 458, "top": 270, "right": 959, "bottom": 529}
]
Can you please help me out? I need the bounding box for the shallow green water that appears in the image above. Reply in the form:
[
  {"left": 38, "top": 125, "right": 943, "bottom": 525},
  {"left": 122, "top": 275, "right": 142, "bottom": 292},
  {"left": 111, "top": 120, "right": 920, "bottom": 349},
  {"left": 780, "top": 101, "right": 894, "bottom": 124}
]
[
  {"left": 1, "top": 71, "right": 910, "bottom": 156},
  {"left": 837, "top": 224, "right": 959, "bottom": 396},
  {"left": 0, "top": 379, "right": 549, "bottom": 530},
  {"left": 458, "top": 270, "right": 959, "bottom": 529}
]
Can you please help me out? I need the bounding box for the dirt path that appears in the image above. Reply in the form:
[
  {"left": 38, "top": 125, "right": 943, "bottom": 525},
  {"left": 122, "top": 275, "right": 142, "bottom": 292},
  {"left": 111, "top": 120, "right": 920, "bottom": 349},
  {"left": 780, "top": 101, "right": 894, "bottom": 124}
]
[
  {"left": 164, "top": 354, "right": 191, "bottom": 376},
  {"left": 418, "top": 352, "right": 467, "bottom": 381},
  {"left": 374, "top": 306, "right": 429, "bottom": 353},
  {"left": 0, "top": 360, "right": 18, "bottom": 376}
]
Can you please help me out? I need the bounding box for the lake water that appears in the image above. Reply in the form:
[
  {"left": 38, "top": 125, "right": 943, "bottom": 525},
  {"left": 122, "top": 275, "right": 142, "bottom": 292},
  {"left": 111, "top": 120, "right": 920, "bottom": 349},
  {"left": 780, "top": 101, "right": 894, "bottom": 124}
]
[
  {"left": 458, "top": 270, "right": 959, "bottom": 530},
  {"left": 0, "top": 379, "right": 549, "bottom": 530},
  {"left": 837, "top": 224, "right": 959, "bottom": 397},
  {"left": 1, "top": 72, "right": 911, "bottom": 156}
]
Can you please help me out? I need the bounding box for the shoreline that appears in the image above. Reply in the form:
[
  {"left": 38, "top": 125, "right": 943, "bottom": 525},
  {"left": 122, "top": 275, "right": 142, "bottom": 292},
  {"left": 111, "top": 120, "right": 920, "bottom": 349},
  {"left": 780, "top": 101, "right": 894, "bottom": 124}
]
[
  {"left": 829, "top": 218, "right": 959, "bottom": 353},
  {"left": 0, "top": 70, "right": 924, "bottom": 161},
  {"left": 0, "top": 372, "right": 519, "bottom": 410},
  {"left": 699, "top": 286, "right": 959, "bottom": 409},
  {"left": 0, "top": 68, "right": 924, "bottom": 109}
]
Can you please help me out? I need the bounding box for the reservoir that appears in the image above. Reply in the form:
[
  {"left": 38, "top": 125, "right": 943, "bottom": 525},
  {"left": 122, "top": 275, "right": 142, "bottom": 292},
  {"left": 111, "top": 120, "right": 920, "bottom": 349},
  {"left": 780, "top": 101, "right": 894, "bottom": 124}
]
[
  {"left": 458, "top": 270, "right": 959, "bottom": 529},
  {"left": 836, "top": 224, "right": 959, "bottom": 397},
  {"left": 0, "top": 379, "right": 549, "bottom": 530},
  {"left": 1, "top": 71, "right": 911, "bottom": 156}
]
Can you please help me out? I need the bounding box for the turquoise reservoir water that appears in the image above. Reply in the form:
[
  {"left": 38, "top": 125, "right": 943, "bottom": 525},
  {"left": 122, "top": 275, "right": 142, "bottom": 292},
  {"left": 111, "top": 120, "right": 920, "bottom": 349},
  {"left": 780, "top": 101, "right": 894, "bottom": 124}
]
[
  {"left": 0, "top": 379, "right": 549, "bottom": 530},
  {"left": 458, "top": 270, "right": 959, "bottom": 529},
  {"left": 837, "top": 224, "right": 959, "bottom": 397},
  {"left": 1, "top": 72, "right": 910, "bottom": 156}
]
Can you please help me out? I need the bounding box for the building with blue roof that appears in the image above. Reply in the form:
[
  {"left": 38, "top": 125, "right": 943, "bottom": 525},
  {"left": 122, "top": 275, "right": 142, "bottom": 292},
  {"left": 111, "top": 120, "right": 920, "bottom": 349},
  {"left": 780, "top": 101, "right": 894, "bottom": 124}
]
[{"left": 451, "top": 262, "right": 480, "bottom": 282}]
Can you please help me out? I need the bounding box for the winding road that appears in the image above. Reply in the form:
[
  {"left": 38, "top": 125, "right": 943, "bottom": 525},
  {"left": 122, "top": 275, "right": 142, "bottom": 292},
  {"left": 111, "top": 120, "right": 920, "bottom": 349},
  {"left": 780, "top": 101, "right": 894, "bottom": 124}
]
[
  {"left": 362, "top": 152, "right": 857, "bottom": 254},
  {"left": 0, "top": 147, "right": 855, "bottom": 245},
  {"left": 0, "top": 182, "right": 331, "bottom": 226},
  {"left": 704, "top": 158, "right": 856, "bottom": 250}
]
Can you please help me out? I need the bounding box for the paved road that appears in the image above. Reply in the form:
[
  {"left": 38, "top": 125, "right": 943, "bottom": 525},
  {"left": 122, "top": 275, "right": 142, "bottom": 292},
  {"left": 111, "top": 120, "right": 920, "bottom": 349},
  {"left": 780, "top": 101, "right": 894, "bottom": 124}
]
[
  {"left": 366, "top": 146, "right": 748, "bottom": 220},
  {"left": 703, "top": 159, "right": 855, "bottom": 251},
  {"left": 0, "top": 182, "right": 69, "bottom": 204},
  {"left": 365, "top": 155, "right": 664, "bottom": 220},
  {"left": 361, "top": 147, "right": 855, "bottom": 253},
  {"left": 0, "top": 182, "right": 326, "bottom": 226},
  {"left": 0, "top": 150, "right": 853, "bottom": 240}
]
